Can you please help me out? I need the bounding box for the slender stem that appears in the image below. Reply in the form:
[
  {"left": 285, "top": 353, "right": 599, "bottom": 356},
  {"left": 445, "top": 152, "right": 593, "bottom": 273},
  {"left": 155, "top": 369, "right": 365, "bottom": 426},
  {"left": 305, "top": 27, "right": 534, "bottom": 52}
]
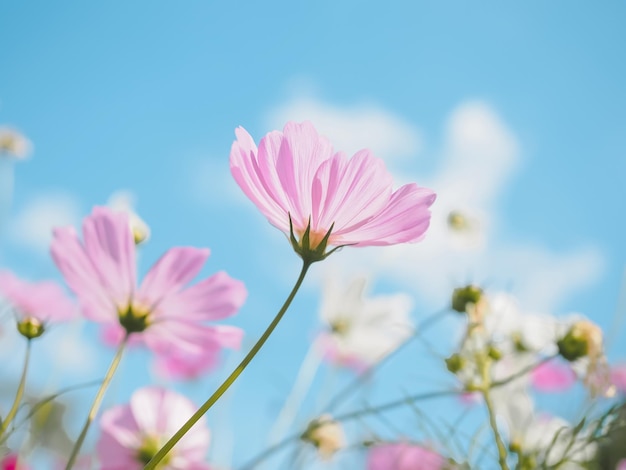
[
  {"left": 482, "top": 386, "right": 509, "bottom": 470},
  {"left": 145, "top": 261, "right": 312, "bottom": 470},
  {"left": 65, "top": 335, "right": 128, "bottom": 470},
  {"left": 0, "top": 340, "right": 31, "bottom": 437},
  {"left": 239, "top": 389, "right": 460, "bottom": 470}
]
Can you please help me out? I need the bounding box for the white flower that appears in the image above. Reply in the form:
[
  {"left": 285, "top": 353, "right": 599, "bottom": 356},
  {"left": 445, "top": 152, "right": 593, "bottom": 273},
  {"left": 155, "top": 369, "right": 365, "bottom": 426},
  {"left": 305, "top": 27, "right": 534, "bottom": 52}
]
[
  {"left": 317, "top": 276, "right": 413, "bottom": 369},
  {"left": 0, "top": 127, "right": 32, "bottom": 160},
  {"left": 484, "top": 293, "right": 559, "bottom": 354},
  {"left": 499, "top": 389, "right": 597, "bottom": 469},
  {"left": 107, "top": 190, "right": 151, "bottom": 244}
]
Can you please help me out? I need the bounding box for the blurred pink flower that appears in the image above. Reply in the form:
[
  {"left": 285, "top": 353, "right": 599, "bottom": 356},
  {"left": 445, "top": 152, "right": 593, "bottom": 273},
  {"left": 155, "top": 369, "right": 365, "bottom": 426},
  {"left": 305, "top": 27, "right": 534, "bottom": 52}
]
[
  {"left": 96, "top": 387, "right": 211, "bottom": 470},
  {"left": 617, "top": 459, "right": 626, "bottom": 470},
  {"left": 531, "top": 360, "right": 576, "bottom": 392},
  {"left": 0, "top": 454, "right": 29, "bottom": 470},
  {"left": 367, "top": 443, "right": 445, "bottom": 470},
  {"left": 0, "top": 271, "right": 76, "bottom": 323},
  {"left": 611, "top": 364, "right": 626, "bottom": 393},
  {"left": 230, "top": 121, "right": 435, "bottom": 252},
  {"left": 51, "top": 206, "right": 246, "bottom": 375}
]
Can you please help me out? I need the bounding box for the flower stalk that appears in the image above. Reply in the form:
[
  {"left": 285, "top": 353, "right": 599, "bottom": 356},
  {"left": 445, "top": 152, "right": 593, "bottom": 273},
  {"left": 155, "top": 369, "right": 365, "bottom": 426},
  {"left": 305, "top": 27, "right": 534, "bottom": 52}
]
[
  {"left": 145, "top": 260, "right": 313, "bottom": 470},
  {"left": 0, "top": 340, "right": 32, "bottom": 437},
  {"left": 65, "top": 334, "right": 128, "bottom": 470}
]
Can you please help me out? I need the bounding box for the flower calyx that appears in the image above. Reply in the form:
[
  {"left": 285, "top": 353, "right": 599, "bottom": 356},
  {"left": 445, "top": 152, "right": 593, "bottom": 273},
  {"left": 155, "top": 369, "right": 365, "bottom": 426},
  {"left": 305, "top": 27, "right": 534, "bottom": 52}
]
[
  {"left": 289, "top": 215, "right": 343, "bottom": 264},
  {"left": 118, "top": 303, "right": 151, "bottom": 334}
]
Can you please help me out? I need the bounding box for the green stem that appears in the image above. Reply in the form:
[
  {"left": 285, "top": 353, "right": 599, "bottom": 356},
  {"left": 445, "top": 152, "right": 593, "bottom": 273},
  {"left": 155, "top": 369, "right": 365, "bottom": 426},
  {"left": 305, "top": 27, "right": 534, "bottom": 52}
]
[
  {"left": 145, "top": 260, "right": 312, "bottom": 470},
  {"left": 482, "top": 385, "right": 510, "bottom": 470},
  {"left": 0, "top": 340, "right": 31, "bottom": 437},
  {"left": 65, "top": 335, "right": 128, "bottom": 470}
]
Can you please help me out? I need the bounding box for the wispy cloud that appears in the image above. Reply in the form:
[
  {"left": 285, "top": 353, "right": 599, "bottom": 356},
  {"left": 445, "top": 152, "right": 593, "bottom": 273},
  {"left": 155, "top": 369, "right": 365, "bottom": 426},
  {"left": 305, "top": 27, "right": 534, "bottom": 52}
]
[
  {"left": 285, "top": 96, "right": 604, "bottom": 313},
  {"left": 7, "top": 192, "right": 81, "bottom": 254},
  {"left": 267, "top": 95, "right": 422, "bottom": 163}
]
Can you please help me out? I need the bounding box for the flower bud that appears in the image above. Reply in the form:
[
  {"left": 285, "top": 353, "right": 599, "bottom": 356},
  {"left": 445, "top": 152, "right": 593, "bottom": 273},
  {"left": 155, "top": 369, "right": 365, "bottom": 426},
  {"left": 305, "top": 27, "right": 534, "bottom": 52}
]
[
  {"left": 17, "top": 317, "right": 45, "bottom": 340},
  {"left": 445, "top": 353, "right": 465, "bottom": 374},
  {"left": 557, "top": 320, "right": 603, "bottom": 362},
  {"left": 451, "top": 285, "right": 483, "bottom": 314},
  {"left": 301, "top": 415, "right": 345, "bottom": 459},
  {"left": 488, "top": 345, "right": 503, "bottom": 361}
]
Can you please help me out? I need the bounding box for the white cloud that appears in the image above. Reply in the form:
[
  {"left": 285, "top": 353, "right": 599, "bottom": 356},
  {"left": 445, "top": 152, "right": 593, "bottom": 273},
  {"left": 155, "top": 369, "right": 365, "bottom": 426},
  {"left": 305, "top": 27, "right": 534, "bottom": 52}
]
[
  {"left": 306, "top": 98, "right": 603, "bottom": 313},
  {"left": 267, "top": 96, "right": 422, "bottom": 163},
  {"left": 8, "top": 192, "right": 81, "bottom": 254}
]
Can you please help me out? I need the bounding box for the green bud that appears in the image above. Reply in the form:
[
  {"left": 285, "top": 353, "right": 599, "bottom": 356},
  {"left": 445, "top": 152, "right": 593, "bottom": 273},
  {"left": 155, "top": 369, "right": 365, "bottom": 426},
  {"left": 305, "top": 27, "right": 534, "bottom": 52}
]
[
  {"left": 451, "top": 285, "right": 483, "bottom": 314},
  {"left": 487, "top": 345, "right": 502, "bottom": 361},
  {"left": 17, "top": 317, "right": 45, "bottom": 339},
  {"left": 445, "top": 353, "right": 465, "bottom": 374}
]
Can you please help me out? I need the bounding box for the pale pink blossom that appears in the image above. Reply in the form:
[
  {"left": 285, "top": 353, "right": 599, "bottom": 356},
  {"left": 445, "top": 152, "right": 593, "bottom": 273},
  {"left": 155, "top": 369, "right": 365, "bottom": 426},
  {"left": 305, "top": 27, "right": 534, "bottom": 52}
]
[
  {"left": 0, "top": 271, "right": 76, "bottom": 324},
  {"left": 367, "top": 443, "right": 445, "bottom": 470},
  {"left": 531, "top": 361, "right": 576, "bottom": 392},
  {"left": 617, "top": 459, "right": 626, "bottom": 470},
  {"left": 230, "top": 121, "right": 435, "bottom": 252},
  {"left": 96, "top": 387, "right": 211, "bottom": 470},
  {"left": 610, "top": 364, "right": 626, "bottom": 393},
  {"left": 51, "top": 206, "right": 246, "bottom": 375}
]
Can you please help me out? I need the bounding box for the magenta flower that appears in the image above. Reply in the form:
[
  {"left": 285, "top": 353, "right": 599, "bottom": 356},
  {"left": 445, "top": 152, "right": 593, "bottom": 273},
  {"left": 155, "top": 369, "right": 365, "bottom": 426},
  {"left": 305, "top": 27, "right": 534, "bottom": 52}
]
[
  {"left": 1, "top": 453, "right": 29, "bottom": 470},
  {"left": 97, "top": 387, "right": 211, "bottom": 470},
  {"left": 0, "top": 271, "right": 76, "bottom": 339},
  {"left": 230, "top": 121, "right": 435, "bottom": 258},
  {"left": 531, "top": 361, "right": 576, "bottom": 392},
  {"left": 51, "top": 206, "right": 246, "bottom": 370},
  {"left": 367, "top": 443, "right": 445, "bottom": 470}
]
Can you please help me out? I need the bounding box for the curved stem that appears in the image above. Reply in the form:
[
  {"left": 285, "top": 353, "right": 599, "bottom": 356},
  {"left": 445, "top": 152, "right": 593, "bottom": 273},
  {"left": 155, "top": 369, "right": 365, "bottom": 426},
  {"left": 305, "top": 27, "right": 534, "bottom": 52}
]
[
  {"left": 0, "top": 340, "right": 31, "bottom": 437},
  {"left": 482, "top": 386, "right": 509, "bottom": 470},
  {"left": 65, "top": 335, "right": 128, "bottom": 470},
  {"left": 145, "top": 260, "right": 312, "bottom": 470}
]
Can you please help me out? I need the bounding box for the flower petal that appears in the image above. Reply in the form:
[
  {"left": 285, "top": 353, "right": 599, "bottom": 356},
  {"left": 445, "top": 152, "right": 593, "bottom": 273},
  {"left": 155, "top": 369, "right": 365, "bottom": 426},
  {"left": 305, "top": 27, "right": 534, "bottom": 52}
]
[{"left": 137, "top": 247, "right": 209, "bottom": 307}]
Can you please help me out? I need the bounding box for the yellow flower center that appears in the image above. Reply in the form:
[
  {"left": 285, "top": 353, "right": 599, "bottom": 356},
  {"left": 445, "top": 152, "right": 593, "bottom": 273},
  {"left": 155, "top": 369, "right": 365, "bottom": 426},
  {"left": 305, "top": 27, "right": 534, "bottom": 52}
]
[{"left": 118, "top": 302, "right": 152, "bottom": 334}]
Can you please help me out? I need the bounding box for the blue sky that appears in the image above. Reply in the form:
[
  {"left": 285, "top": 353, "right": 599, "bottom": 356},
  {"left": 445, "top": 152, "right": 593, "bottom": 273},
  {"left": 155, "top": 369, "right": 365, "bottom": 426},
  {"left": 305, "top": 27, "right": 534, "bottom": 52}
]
[{"left": 1, "top": 1, "right": 625, "bottom": 468}]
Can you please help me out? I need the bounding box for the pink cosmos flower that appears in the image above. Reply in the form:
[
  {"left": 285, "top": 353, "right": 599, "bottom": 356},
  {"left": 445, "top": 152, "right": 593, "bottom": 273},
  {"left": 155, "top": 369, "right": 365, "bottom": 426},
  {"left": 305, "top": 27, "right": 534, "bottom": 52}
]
[
  {"left": 0, "top": 454, "right": 28, "bottom": 470},
  {"left": 531, "top": 361, "right": 576, "bottom": 392},
  {"left": 51, "top": 206, "right": 246, "bottom": 375},
  {"left": 0, "top": 271, "right": 76, "bottom": 338},
  {"left": 96, "top": 387, "right": 211, "bottom": 470},
  {"left": 230, "top": 121, "right": 435, "bottom": 255},
  {"left": 367, "top": 443, "right": 445, "bottom": 470}
]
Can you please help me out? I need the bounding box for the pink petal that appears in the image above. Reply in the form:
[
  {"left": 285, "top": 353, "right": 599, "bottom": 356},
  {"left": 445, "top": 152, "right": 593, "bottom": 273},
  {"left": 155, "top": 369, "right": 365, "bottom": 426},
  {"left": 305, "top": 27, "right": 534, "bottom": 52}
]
[
  {"left": 137, "top": 247, "right": 209, "bottom": 307},
  {"left": 156, "top": 271, "right": 247, "bottom": 322},
  {"left": 230, "top": 127, "right": 289, "bottom": 232},
  {"left": 311, "top": 150, "right": 392, "bottom": 235},
  {"left": 532, "top": 361, "right": 576, "bottom": 392},
  {"left": 333, "top": 183, "right": 436, "bottom": 246},
  {"left": 0, "top": 271, "right": 76, "bottom": 323},
  {"left": 367, "top": 443, "right": 445, "bottom": 470},
  {"left": 611, "top": 364, "right": 626, "bottom": 393},
  {"left": 50, "top": 225, "right": 116, "bottom": 322},
  {"left": 152, "top": 327, "right": 243, "bottom": 380},
  {"left": 82, "top": 207, "right": 137, "bottom": 304}
]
